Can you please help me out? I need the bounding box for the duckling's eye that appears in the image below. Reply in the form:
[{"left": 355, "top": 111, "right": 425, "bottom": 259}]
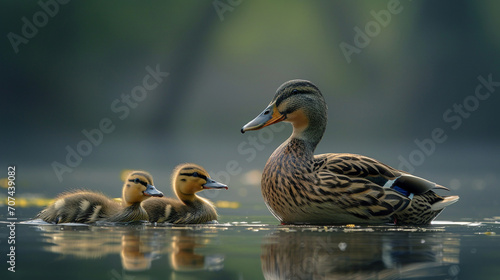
[
  {"left": 180, "top": 172, "right": 208, "bottom": 180},
  {"left": 263, "top": 110, "right": 270, "bottom": 115},
  {"left": 128, "top": 178, "right": 147, "bottom": 186}
]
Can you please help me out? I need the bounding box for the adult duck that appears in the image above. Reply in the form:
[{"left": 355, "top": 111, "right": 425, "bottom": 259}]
[
  {"left": 36, "top": 170, "right": 163, "bottom": 223},
  {"left": 241, "top": 79, "right": 459, "bottom": 225},
  {"left": 142, "top": 163, "right": 228, "bottom": 224}
]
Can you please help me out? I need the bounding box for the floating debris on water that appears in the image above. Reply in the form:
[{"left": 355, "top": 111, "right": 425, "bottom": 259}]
[
  {"left": 343, "top": 227, "right": 375, "bottom": 233},
  {"left": 215, "top": 201, "right": 240, "bottom": 209},
  {"left": 0, "top": 196, "right": 53, "bottom": 207},
  {"left": 475, "top": 231, "right": 497, "bottom": 236}
]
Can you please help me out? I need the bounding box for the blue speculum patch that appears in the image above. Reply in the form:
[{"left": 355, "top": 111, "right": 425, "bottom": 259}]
[{"left": 391, "top": 186, "right": 410, "bottom": 197}]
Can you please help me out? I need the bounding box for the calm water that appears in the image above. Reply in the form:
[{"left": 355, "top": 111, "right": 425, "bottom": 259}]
[{"left": 1, "top": 213, "right": 499, "bottom": 280}]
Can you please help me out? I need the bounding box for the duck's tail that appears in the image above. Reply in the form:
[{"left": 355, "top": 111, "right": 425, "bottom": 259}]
[{"left": 431, "top": 195, "right": 460, "bottom": 211}]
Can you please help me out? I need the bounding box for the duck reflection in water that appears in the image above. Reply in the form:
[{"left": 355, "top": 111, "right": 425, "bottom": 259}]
[
  {"left": 38, "top": 226, "right": 155, "bottom": 271},
  {"left": 168, "top": 230, "right": 224, "bottom": 272},
  {"left": 261, "top": 228, "right": 460, "bottom": 280},
  {"left": 120, "top": 230, "right": 154, "bottom": 271},
  {"left": 38, "top": 225, "right": 224, "bottom": 274}
]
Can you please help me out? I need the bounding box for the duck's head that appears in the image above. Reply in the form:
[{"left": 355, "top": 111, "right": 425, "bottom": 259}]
[
  {"left": 172, "top": 163, "right": 228, "bottom": 202},
  {"left": 241, "top": 80, "right": 327, "bottom": 147},
  {"left": 122, "top": 171, "right": 163, "bottom": 207}
]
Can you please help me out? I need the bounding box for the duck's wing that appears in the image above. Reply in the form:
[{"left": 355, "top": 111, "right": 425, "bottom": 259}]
[
  {"left": 106, "top": 203, "right": 147, "bottom": 223},
  {"left": 311, "top": 169, "right": 408, "bottom": 221},
  {"left": 316, "top": 153, "right": 448, "bottom": 194},
  {"left": 310, "top": 153, "right": 445, "bottom": 221},
  {"left": 142, "top": 197, "right": 192, "bottom": 223}
]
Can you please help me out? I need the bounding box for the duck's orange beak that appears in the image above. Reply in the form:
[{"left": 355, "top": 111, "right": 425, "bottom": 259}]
[{"left": 241, "top": 103, "right": 285, "bottom": 133}]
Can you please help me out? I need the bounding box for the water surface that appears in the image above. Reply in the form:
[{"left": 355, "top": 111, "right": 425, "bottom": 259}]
[{"left": 1, "top": 215, "right": 499, "bottom": 280}]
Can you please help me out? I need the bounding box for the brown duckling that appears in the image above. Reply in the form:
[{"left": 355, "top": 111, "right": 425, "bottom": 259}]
[
  {"left": 241, "top": 79, "right": 459, "bottom": 225},
  {"left": 142, "top": 163, "right": 228, "bottom": 224},
  {"left": 36, "top": 171, "right": 163, "bottom": 224}
]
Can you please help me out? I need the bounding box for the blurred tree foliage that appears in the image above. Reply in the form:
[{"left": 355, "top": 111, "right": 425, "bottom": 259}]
[{"left": 1, "top": 0, "right": 499, "bottom": 148}]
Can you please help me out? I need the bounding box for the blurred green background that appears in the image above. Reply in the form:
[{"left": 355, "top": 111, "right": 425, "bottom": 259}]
[{"left": 1, "top": 0, "right": 499, "bottom": 220}]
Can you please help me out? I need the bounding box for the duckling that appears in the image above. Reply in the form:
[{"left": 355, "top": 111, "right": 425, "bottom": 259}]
[
  {"left": 142, "top": 163, "right": 228, "bottom": 224},
  {"left": 241, "top": 79, "right": 459, "bottom": 225},
  {"left": 36, "top": 171, "right": 163, "bottom": 224}
]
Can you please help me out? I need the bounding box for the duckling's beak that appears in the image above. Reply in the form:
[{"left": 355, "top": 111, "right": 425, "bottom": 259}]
[
  {"left": 241, "top": 103, "right": 285, "bottom": 133},
  {"left": 144, "top": 184, "right": 164, "bottom": 197},
  {"left": 203, "top": 178, "right": 228, "bottom": 190}
]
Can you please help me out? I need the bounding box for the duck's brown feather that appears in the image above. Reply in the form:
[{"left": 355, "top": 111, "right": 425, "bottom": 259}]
[
  {"left": 106, "top": 203, "right": 149, "bottom": 223},
  {"left": 36, "top": 191, "right": 122, "bottom": 224},
  {"left": 142, "top": 197, "right": 217, "bottom": 224},
  {"left": 262, "top": 137, "right": 451, "bottom": 225}
]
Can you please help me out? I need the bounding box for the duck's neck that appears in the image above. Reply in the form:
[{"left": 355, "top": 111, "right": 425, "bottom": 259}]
[
  {"left": 269, "top": 136, "right": 314, "bottom": 165},
  {"left": 176, "top": 192, "right": 202, "bottom": 205},
  {"left": 121, "top": 200, "right": 130, "bottom": 207},
  {"left": 121, "top": 184, "right": 135, "bottom": 207},
  {"left": 289, "top": 116, "right": 326, "bottom": 155},
  {"left": 121, "top": 194, "right": 135, "bottom": 208},
  {"left": 176, "top": 194, "right": 217, "bottom": 223},
  {"left": 121, "top": 200, "right": 130, "bottom": 208},
  {"left": 108, "top": 203, "right": 147, "bottom": 222}
]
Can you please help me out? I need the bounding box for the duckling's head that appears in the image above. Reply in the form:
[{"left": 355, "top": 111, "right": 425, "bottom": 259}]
[
  {"left": 122, "top": 171, "right": 163, "bottom": 207},
  {"left": 241, "top": 80, "right": 327, "bottom": 147},
  {"left": 172, "top": 163, "right": 228, "bottom": 202}
]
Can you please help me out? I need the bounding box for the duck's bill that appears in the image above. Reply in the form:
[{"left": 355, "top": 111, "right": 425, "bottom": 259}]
[
  {"left": 144, "top": 184, "right": 164, "bottom": 197},
  {"left": 203, "top": 178, "right": 228, "bottom": 190},
  {"left": 241, "top": 103, "right": 285, "bottom": 133}
]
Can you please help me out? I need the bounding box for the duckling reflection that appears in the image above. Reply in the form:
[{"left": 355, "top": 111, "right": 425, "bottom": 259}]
[
  {"left": 38, "top": 225, "right": 121, "bottom": 258},
  {"left": 261, "top": 228, "right": 460, "bottom": 280},
  {"left": 167, "top": 229, "right": 224, "bottom": 272},
  {"left": 37, "top": 225, "right": 224, "bottom": 273},
  {"left": 38, "top": 225, "right": 156, "bottom": 272},
  {"left": 121, "top": 230, "right": 155, "bottom": 271},
  {"left": 169, "top": 234, "right": 205, "bottom": 271}
]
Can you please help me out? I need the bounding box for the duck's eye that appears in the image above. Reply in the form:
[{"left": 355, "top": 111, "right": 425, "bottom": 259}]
[
  {"left": 134, "top": 178, "right": 140, "bottom": 184},
  {"left": 263, "top": 110, "right": 270, "bottom": 115},
  {"left": 192, "top": 172, "right": 199, "bottom": 177},
  {"left": 292, "top": 89, "right": 298, "bottom": 94}
]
